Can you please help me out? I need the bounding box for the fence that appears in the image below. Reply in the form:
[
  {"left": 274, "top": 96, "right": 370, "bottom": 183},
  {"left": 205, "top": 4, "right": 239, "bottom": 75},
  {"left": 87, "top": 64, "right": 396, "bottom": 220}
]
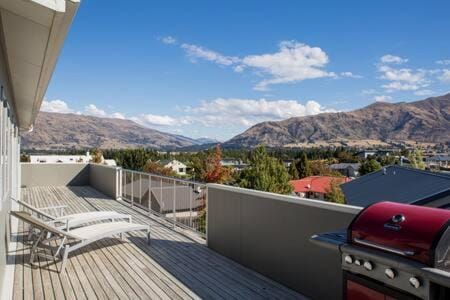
[{"left": 121, "top": 169, "right": 207, "bottom": 237}]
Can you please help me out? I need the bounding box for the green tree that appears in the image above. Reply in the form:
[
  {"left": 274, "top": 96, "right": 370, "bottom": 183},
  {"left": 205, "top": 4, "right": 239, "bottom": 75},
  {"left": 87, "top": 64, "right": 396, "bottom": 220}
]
[
  {"left": 296, "top": 153, "right": 311, "bottom": 178},
  {"left": 408, "top": 149, "right": 425, "bottom": 170},
  {"left": 238, "top": 145, "right": 293, "bottom": 194},
  {"left": 288, "top": 162, "right": 299, "bottom": 179},
  {"left": 325, "top": 179, "right": 346, "bottom": 204},
  {"left": 359, "top": 158, "right": 381, "bottom": 175}
]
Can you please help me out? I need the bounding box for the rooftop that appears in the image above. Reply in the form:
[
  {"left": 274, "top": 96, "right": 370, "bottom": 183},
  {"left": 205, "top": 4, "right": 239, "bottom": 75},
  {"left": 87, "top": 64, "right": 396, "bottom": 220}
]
[
  {"left": 341, "top": 165, "right": 450, "bottom": 207},
  {"left": 12, "top": 186, "right": 304, "bottom": 299},
  {"left": 290, "top": 176, "right": 351, "bottom": 194}
]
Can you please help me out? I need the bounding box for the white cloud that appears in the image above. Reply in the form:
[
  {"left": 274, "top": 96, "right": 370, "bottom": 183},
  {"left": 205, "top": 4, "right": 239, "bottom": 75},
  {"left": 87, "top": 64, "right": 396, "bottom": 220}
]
[
  {"left": 174, "top": 40, "right": 356, "bottom": 90},
  {"left": 414, "top": 89, "right": 435, "bottom": 96},
  {"left": 233, "top": 65, "right": 245, "bottom": 73},
  {"left": 110, "top": 112, "right": 126, "bottom": 119},
  {"left": 181, "top": 43, "right": 240, "bottom": 66},
  {"left": 373, "top": 95, "right": 392, "bottom": 102},
  {"left": 436, "top": 59, "right": 450, "bottom": 65},
  {"left": 184, "top": 98, "right": 334, "bottom": 127},
  {"left": 161, "top": 36, "right": 177, "bottom": 45},
  {"left": 242, "top": 41, "right": 336, "bottom": 90},
  {"left": 378, "top": 64, "right": 429, "bottom": 91},
  {"left": 84, "top": 104, "right": 108, "bottom": 117},
  {"left": 131, "top": 114, "right": 180, "bottom": 127},
  {"left": 380, "top": 54, "right": 408, "bottom": 64},
  {"left": 340, "top": 72, "right": 363, "bottom": 79},
  {"left": 41, "top": 100, "right": 74, "bottom": 113},
  {"left": 439, "top": 69, "right": 450, "bottom": 83}
]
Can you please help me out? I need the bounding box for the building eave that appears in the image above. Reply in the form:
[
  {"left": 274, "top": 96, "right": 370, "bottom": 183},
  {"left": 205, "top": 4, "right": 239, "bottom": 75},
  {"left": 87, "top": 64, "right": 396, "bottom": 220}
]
[{"left": 0, "top": 0, "right": 80, "bottom": 131}]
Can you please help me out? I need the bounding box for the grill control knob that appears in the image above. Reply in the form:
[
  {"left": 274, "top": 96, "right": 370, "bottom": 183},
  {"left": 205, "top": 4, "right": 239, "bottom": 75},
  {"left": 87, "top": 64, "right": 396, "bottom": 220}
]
[
  {"left": 363, "top": 261, "right": 374, "bottom": 271},
  {"left": 385, "top": 268, "right": 396, "bottom": 279},
  {"left": 354, "top": 259, "right": 362, "bottom": 266},
  {"left": 409, "top": 277, "right": 421, "bottom": 289},
  {"left": 344, "top": 255, "right": 353, "bottom": 264}
]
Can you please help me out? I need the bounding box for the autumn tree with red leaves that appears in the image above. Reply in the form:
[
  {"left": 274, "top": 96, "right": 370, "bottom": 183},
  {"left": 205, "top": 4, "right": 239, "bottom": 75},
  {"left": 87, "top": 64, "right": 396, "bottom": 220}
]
[{"left": 201, "top": 145, "right": 231, "bottom": 184}]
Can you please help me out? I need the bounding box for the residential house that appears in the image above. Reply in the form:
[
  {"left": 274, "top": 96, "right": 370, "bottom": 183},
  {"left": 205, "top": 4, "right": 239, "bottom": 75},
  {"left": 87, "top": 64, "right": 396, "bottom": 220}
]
[
  {"left": 290, "top": 176, "right": 351, "bottom": 200},
  {"left": 426, "top": 154, "right": 450, "bottom": 168},
  {"left": 328, "top": 163, "right": 361, "bottom": 177},
  {"left": 158, "top": 159, "right": 187, "bottom": 175},
  {"left": 341, "top": 165, "right": 450, "bottom": 208},
  {"left": 220, "top": 158, "right": 248, "bottom": 171},
  {"left": 30, "top": 152, "right": 116, "bottom": 166}
]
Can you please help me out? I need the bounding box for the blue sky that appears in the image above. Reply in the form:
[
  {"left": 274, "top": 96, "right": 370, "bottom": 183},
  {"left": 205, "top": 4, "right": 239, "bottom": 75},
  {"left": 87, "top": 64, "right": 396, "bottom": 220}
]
[{"left": 42, "top": 0, "right": 450, "bottom": 141}]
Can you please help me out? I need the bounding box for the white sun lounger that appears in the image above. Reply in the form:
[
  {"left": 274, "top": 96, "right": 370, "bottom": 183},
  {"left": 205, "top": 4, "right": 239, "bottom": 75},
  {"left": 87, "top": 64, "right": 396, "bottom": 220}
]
[
  {"left": 12, "top": 198, "right": 131, "bottom": 231},
  {"left": 11, "top": 211, "right": 150, "bottom": 273}
]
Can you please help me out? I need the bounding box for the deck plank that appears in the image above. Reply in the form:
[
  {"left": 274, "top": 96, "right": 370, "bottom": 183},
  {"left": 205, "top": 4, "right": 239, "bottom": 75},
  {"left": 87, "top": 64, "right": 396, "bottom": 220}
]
[{"left": 12, "top": 186, "right": 306, "bottom": 300}]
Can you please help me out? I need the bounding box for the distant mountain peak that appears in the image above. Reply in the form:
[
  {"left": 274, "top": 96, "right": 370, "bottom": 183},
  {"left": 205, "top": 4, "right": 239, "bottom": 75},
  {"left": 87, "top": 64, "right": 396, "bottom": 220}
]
[{"left": 224, "top": 94, "right": 450, "bottom": 148}]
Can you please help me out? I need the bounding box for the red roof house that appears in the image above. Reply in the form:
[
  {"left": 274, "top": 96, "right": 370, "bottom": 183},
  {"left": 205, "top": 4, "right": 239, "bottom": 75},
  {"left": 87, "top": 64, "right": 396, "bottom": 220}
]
[{"left": 290, "top": 176, "right": 351, "bottom": 200}]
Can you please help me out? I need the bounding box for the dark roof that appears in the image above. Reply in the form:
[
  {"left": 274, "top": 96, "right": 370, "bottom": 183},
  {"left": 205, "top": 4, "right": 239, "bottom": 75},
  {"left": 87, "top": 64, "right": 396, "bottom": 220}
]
[{"left": 341, "top": 165, "right": 450, "bottom": 207}]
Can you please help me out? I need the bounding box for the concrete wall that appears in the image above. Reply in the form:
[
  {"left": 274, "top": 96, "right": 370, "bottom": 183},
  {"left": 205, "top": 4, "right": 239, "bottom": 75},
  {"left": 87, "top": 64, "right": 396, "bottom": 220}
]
[
  {"left": 207, "top": 184, "right": 361, "bottom": 300},
  {"left": 89, "top": 164, "right": 120, "bottom": 199},
  {"left": 21, "top": 163, "right": 90, "bottom": 187}
]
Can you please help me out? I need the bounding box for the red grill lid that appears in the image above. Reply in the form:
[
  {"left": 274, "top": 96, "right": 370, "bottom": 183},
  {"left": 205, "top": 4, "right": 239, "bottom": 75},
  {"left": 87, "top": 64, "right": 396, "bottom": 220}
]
[{"left": 348, "top": 202, "right": 450, "bottom": 265}]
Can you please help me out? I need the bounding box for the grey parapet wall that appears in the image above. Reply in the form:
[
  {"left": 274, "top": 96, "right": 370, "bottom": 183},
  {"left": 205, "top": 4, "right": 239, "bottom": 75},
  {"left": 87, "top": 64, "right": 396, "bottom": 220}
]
[
  {"left": 89, "top": 164, "right": 121, "bottom": 200},
  {"left": 206, "top": 184, "right": 362, "bottom": 300},
  {"left": 20, "top": 163, "right": 121, "bottom": 200},
  {"left": 21, "top": 163, "right": 90, "bottom": 187}
]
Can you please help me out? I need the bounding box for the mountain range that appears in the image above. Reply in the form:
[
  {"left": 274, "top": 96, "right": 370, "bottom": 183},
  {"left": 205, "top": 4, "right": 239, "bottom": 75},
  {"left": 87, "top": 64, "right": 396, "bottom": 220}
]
[
  {"left": 22, "top": 94, "right": 450, "bottom": 150},
  {"left": 225, "top": 94, "right": 450, "bottom": 148},
  {"left": 22, "top": 112, "right": 216, "bottom": 150}
]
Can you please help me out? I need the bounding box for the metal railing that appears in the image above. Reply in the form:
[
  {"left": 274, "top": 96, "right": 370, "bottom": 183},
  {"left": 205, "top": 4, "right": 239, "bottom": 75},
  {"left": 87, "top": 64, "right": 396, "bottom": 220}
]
[{"left": 120, "top": 169, "right": 207, "bottom": 237}]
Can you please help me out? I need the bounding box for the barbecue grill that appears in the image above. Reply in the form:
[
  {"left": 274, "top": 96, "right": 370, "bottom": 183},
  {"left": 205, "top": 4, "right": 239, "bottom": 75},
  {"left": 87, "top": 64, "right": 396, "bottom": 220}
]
[{"left": 311, "top": 201, "right": 450, "bottom": 300}]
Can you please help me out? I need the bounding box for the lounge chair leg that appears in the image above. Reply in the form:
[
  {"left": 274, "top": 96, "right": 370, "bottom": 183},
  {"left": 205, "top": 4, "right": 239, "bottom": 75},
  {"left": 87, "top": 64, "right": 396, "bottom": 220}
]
[
  {"left": 60, "top": 245, "right": 70, "bottom": 273},
  {"left": 120, "top": 233, "right": 124, "bottom": 240},
  {"left": 55, "top": 236, "right": 66, "bottom": 257},
  {"left": 147, "top": 230, "right": 151, "bottom": 245},
  {"left": 30, "top": 230, "right": 46, "bottom": 265}
]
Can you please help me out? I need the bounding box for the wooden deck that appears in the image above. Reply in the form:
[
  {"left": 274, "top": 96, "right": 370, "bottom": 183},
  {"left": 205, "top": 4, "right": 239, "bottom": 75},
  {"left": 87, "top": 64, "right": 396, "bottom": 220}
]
[{"left": 12, "top": 186, "right": 305, "bottom": 300}]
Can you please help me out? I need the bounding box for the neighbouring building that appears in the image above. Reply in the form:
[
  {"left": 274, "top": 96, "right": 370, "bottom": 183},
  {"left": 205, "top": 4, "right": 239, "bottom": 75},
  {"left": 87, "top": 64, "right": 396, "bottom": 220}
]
[
  {"left": 426, "top": 154, "right": 450, "bottom": 168},
  {"left": 158, "top": 159, "right": 187, "bottom": 175},
  {"left": 341, "top": 165, "right": 450, "bottom": 208},
  {"left": 290, "top": 176, "right": 351, "bottom": 200},
  {"left": 356, "top": 149, "right": 395, "bottom": 159},
  {"left": 328, "top": 163, "right": 361, "bottom": 177},
  {"left": 220, "top": 159, "right": 248, "bottom": 171},
  {"left": 29, "top": 152, "right": 116, "bottom": 166}
]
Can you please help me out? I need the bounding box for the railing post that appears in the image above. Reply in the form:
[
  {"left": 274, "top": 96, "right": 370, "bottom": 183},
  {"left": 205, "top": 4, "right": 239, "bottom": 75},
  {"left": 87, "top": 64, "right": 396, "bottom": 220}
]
[
  {"left": 119, "top": 168, "right": 123, "bottom": 200},
  {"left": 173, "top": 179, "right": 176, "bottom": 228},
  {"left": 148, "top": 174, "right": 151, "bottom": 215},
  {"left": 205, "top": 185, "right": 208, "bottom": 246},
  {"left": 189, "top": 184, "right": 193, "bottom": 227},
  {"left": 131, "top": 172, "right": 134, "bottom": 207},
  {"left": 139, "top": 173, "right": 142, "bottom": 206},
  {"left": 160, "top": 177, "right": 163, "bottom": 214}
]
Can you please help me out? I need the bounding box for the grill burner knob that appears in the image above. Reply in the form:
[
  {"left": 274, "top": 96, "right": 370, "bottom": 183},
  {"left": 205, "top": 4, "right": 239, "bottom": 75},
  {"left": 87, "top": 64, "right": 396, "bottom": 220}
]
[
  {"left": 363, "top": 261, "right": 373, "bottom": 271},
  {"left": 409, "top": 277, "right": 421, "bottom": 289},
  {"left": 385, "top": 268, "right": 396, "bottom": 279},
  {"left": 344, "top": 255, "right": 353, "bottom": 264},
  {"left": 354, "top": 259, "right": 362, "bottom": 266}
]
